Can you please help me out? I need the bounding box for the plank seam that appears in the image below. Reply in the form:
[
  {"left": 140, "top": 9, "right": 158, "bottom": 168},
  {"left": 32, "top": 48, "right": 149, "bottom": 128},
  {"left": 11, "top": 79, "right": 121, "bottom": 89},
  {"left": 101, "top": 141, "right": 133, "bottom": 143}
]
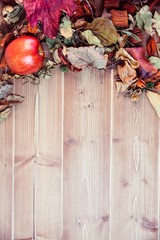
[
  {"left": 109, "top": 69, "right": 114, "bottom": 240},
  {"left": 61, "top": 71, "right": 64, "bottom": 238}
]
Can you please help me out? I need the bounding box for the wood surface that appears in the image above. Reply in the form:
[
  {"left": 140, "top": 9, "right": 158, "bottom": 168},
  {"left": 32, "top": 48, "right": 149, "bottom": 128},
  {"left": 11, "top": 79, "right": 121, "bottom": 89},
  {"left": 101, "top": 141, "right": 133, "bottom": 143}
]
[
  {"left": 0, "top": 1, "right": 159, "bottom": 237},
  {"left": 0, "top": 66, "right": 159, "bottom": 240}
]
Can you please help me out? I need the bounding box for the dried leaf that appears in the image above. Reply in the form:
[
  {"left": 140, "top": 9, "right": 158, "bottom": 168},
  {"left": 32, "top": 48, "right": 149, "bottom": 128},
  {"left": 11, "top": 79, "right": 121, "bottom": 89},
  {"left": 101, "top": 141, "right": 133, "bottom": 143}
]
[
  {"left": 135, "top": 5, "right": 153, "bottom": 35},
  {"left": 152, "top": 11, "right": 160, "bottom": 36},
  {"left": 115, "top": 48, "right": 139, "bottom": 69},
  {"left": 126, "top": 47, "right": 158, "bottom": 78},
  {"left": 147, "top": 37, "right": 157, "bottom": 56},
  {"left": 0, "top": 107, "right": 11, "bottom": 122},
  {"left": 84, "top": 17, "right": 119, "bottom": 46},
  {"left": 81, "top": 30, "right": 103, "bottom": 47},
  {"left": 115, "top": 81, "right": 131, "bottom": 93},
  {"left": 149, "top": 56, "right": 160, "bottom": 69},
  {"left": 67, "top": 46, "right": 107, "bottom": 69},
  {"left": 0, "top": 81, "right": 13, "bottom": 99},
  {"left": 117, "top": 61, "right": 137, "bottom": 84},
  {"left": 23, "top": 0, "right": 77, "bottom": 38},
  {"left": 59, "top": 16, "right": 73, "bottom": 39},
  {"left": 146, "top": 90, "right": 160, "bottom": 117},
  {"left": 6, "top": 94, "right": 24, "bottom": 104}
]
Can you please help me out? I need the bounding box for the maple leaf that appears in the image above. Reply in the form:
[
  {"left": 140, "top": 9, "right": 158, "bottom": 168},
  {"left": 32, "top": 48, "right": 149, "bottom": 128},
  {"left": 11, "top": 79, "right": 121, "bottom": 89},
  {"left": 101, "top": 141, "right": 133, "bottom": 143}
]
[{"left": 23, "top": 0, "right": 77, "bottom": 38}]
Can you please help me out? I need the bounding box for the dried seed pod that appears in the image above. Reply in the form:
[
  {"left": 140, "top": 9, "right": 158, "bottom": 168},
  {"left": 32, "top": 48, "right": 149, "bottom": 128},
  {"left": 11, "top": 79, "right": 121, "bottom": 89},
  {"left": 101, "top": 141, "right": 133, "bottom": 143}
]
[{"left": 110, "top": 9, "right": 128, "bottom": 28}]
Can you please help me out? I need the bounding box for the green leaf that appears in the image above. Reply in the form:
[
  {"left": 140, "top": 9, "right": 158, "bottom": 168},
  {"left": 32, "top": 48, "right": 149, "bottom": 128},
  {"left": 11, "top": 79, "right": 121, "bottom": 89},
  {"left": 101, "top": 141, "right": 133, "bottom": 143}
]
[
  {"left": 81, "top": 30, "right": 103, "bottom": 47},
  {"left": 136, "top": 5, "right": 153, "bottom": 35},
  {"left": 149, "top": 56, "right": 160, "bottom": 69},
  {"left": 153, "top": 11, "right": 160, "bottom": 36},
  {"left": 120, "top": 30, "right": 141, "bottom": 43},
  {"left": 84, "top": 17, "right": 119, "bottom": 46},
  {"left": 59, "top": 16, "right": 73, "bottom": 39}
]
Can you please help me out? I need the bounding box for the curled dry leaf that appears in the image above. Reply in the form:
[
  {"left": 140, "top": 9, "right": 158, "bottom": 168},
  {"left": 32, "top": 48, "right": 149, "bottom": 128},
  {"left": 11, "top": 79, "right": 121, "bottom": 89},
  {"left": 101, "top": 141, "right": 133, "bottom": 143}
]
[
  {"left": 67, "top": 46, "right": 107, "bottom": 69},
  {"left": 117, "top": 61, "right": 137, "bottom": 84},
  {"left": 0, "top": 107, "right": 11, "bottom": 122},
  {"left": 146, "top": 90, "right": 160, "bottom": 117},
  {"left": 147, "top": 37, "right": 157, "bottom": 56},
  {"left": 6, "top": 94, "right": 24, "bottom": 104},
  {"left": 126, "top": 47, "right": 158, "bottom": 78},
  {"left": 115, "top": 80, "right": 131, "bottom": 93},
  {"left": 115, "top": 48, "right": 139, "bottom": 69}
]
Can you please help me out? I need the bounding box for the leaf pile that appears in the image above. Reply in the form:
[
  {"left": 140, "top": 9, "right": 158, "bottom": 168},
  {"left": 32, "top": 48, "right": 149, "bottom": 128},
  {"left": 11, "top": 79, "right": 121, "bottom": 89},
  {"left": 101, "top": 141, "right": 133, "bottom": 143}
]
[{"left": 0, "top": 0, "right": 160, "bottom": 120}]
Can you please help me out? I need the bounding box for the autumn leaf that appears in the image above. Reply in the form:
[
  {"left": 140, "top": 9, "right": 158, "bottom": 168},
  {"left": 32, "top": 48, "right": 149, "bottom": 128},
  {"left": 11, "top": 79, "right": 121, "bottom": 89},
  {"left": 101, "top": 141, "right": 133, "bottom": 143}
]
[
  {"left": 59, "top": 16, "right": 73, "bottom": 39},
  {"left": 0, "top": 81, "right": 13, "bottom": 99},
  {"left": 146, "top": 90, "right": 160, "bottom": 117},
  {"left": 115, "top": 81, "right": 131, "bottom": 93},
  {"left": 115, "top": 48, "right": 139, "bottom": 69},
  {"left": 147, "top": 37, "right": 157, "bottom": 56},
  {"left": 149, "top": 57, "right": 160, "bottom": 69},
  {"left": 81, "top": 30, "right": 103, "bottom": 47},
  {"left": 23, "top": 0, "right": 77, "bottom": 38},
  {"left": 67, "top": 46, "right": 107, "bottom": 69},
  {"left": 84, "top": 17, "right": 119, "bottom": 46},
  {"left": 0, "top": 107, "right": 11, "bottom": 122},
  {"left": 117, "top": 61, "right": 137, "bottom": 84},
  {"left": 136, "top": 5, "right": 153, "bottom": 35},
  {"left": 152, "top": 11, "right": 160, "bottom": 36}
]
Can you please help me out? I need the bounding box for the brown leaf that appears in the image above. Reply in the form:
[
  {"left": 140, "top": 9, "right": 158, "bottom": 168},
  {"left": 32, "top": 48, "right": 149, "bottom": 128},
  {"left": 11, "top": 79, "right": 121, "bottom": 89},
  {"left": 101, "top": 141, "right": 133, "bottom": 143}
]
[
  {"left": 147, "top": 37, "right": 157, "bottom": 56},
  {"left": 117, "top": 61, "right": 137, "bottom": 84},
  {"left": 84, "top": 17, "right": 119, "bottom": 46}
]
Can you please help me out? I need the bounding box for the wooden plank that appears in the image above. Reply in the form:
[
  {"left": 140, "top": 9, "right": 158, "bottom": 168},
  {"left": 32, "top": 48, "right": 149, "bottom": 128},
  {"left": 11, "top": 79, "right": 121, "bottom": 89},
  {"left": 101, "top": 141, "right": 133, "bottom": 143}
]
[
  {"left": 35, "top": 67, "right": 63, "bottom": 239},
  {"left": 14, "top": 80, "right": 38, "bottom": 240},
  {"left": 0, "top": 116, "right": 14, "bottom": 240},
  {"left": 63, "top": 69, "right": 111, "bottom": 240},
  {"left": 110, "top": 70, "right": 159, "bottom": 240}
]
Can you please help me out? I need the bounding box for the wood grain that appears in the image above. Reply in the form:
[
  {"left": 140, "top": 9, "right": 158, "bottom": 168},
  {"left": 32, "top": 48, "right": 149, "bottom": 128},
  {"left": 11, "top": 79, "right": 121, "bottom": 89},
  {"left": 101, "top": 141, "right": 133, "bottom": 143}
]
[
  {"left": 35, "top": 67, "right": 63, "bottom": 239},
  {"left": 110, "top": 70, "right": 159, "bottom": 240},
  {"left": 14, "top": 79, "right": 38, "bottom": 240},
  {"left": 63, "top": 69, "right": 111, "bottom": 240},
  {"left": 0, "top": 116, "right": 14, "bottom": 240}
]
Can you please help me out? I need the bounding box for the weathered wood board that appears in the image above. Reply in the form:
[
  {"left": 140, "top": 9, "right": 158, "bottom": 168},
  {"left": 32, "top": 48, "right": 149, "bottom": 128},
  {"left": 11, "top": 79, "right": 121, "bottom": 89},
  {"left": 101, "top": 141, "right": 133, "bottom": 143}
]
[{"left": 0, "top": 67, "right": 159, "bottom": 240}]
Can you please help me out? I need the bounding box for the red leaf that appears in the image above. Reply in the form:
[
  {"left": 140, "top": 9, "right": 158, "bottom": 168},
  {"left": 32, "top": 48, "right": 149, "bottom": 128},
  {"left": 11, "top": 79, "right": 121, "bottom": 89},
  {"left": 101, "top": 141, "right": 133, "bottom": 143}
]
[{"left": 23, "top": 0, "right": 77, "bottom": 38}]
